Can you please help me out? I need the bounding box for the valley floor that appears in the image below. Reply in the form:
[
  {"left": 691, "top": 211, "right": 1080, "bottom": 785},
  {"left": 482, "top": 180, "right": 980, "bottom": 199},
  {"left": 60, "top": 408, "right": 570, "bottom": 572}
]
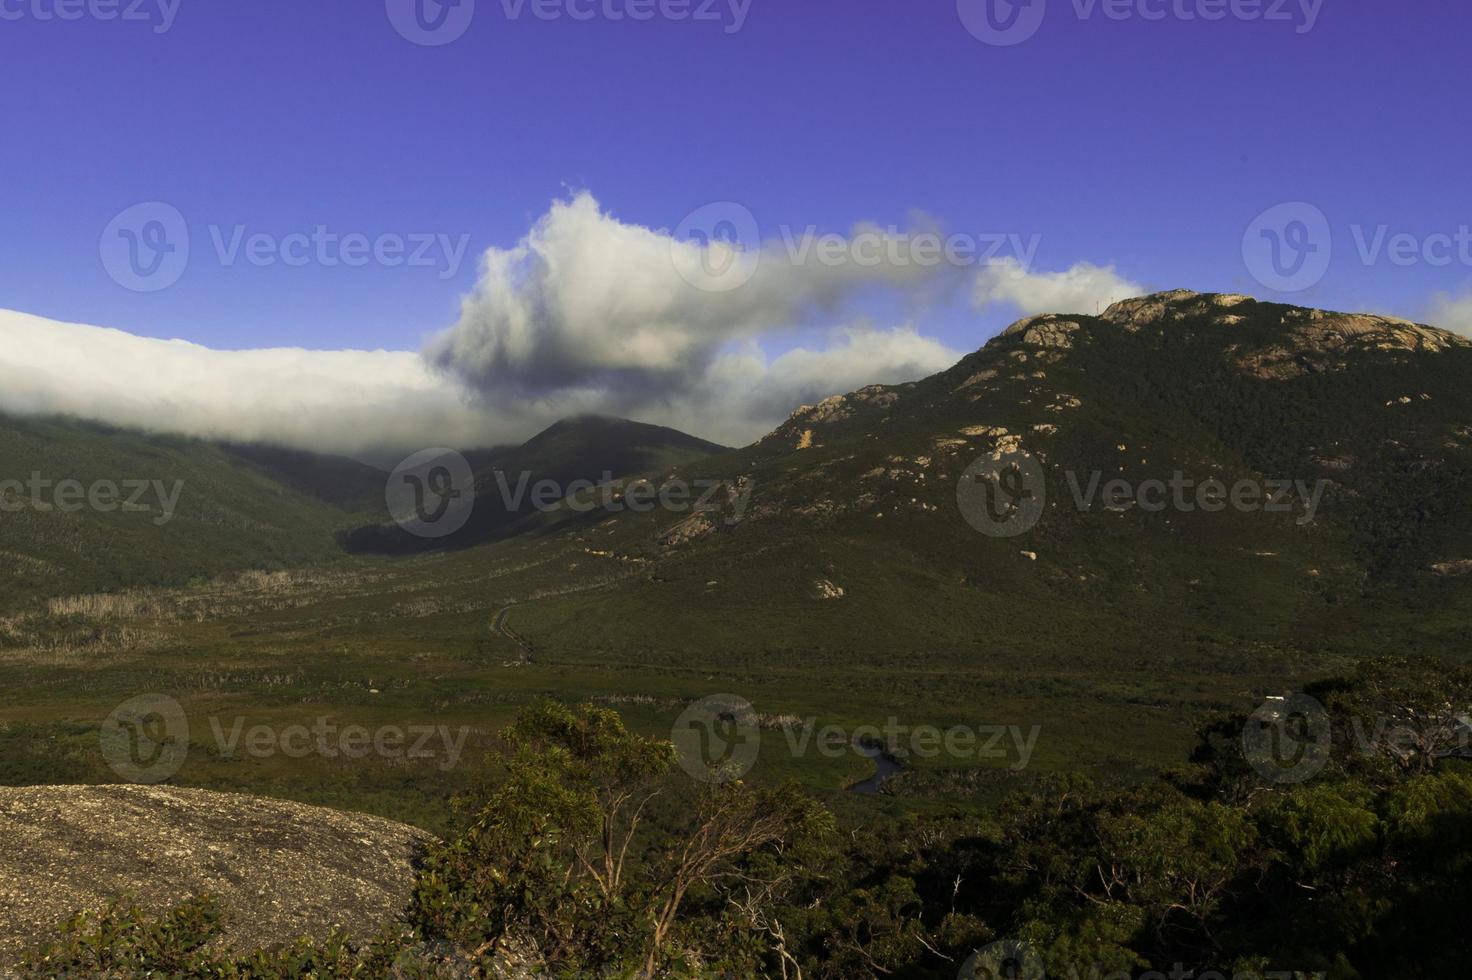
[{"left": 0, "top": 526, "right": 1366, "bottom": 830}]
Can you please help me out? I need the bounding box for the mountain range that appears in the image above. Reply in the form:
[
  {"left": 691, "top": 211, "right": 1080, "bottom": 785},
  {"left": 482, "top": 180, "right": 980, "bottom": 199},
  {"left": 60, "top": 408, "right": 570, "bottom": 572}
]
[{"left": 6, "top": 289, "right": 1472, "bottom": 785}]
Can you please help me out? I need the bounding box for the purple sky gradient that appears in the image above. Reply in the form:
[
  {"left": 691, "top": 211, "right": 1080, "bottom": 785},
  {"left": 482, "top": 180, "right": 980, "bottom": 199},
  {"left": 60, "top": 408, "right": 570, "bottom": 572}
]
[{"left": 1, "top": 0, "right": 1469, "bottom": 355}]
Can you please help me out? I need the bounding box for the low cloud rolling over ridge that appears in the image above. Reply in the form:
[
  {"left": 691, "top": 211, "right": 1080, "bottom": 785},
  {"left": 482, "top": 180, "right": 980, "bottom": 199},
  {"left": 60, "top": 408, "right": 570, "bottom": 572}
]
[{"left": 1, "top": 193, "right": 1149, "bottom": 458}]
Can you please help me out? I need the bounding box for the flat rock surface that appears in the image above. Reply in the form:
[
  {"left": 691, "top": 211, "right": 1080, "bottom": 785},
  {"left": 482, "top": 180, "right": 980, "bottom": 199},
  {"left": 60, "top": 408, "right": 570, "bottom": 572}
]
[{"left": 0, "top": 784, "right": 433, "bottom": 965}]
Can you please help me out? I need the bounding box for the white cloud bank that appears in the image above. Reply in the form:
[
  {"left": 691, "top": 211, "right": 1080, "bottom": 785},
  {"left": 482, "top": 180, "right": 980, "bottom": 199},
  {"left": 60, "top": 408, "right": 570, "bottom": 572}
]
[
  {"left": 0, "top": 308, "right": 958, "bottom": 456},
  {"left": 1425, "top": 289, "right": 1472, "bottom": 336},
  {"left": 973, "top": 257, "right": 1143, "bottom": 316},
  {"left": 1, "top": 192, "right": 1145, "bottom": 457},
  {"left": 0, "top": 309, "right": 508, "bottom": 458},
  {"left": 424, "top": 191, "right": 954, "bottom": 400}
]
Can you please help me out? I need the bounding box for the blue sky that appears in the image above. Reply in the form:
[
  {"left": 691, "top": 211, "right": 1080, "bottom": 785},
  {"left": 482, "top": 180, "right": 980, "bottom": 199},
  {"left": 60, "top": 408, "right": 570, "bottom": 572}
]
[{"left": 1, "top": 0, "right": 1470, "bottom": 451}]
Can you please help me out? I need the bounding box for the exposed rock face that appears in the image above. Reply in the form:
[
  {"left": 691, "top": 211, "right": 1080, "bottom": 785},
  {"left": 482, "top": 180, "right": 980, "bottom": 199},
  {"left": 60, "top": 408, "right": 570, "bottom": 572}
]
[
  {"left": 1431, "top": 560, "right": 1472, "bottom": 577},
  {"left": 0, "top": 785, "right": 431, "bottom": 965},
  {"left": 1239, "top": 308, "right": 1468, "bottom": 379},
  {"left": 659, "top": 512, "right": 715, "bottom": 548},
  {"left": 795, "top": 394, "right": 853, "bottom": 425},
  {"left": 1000, "top": 314, "right": 1082, "bottom": 349},
  {"left": 813, "top": 579, "right": 845, "bottom": 600},
  {"left": 1094, "top": 289, "right": 1470, "bottom": 380},
  {"left": 954, "top": 368, "right": 997, "bottom": 391},
  {"left": 1101, "top": 288, "right": 1248, "bottom": 329},
  {"left": 763, "top": 385, "right": 904, "bottom": 451},
  {"left": 1100, "top": 288, "right": 1206, "bottom": 328}
]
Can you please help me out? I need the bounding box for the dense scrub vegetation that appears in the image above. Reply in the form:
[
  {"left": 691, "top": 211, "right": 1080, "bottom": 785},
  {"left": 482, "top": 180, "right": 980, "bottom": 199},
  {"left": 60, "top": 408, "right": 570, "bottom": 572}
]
[{"left": 21, "top": 656, "right": 1472, "bottom": 978}]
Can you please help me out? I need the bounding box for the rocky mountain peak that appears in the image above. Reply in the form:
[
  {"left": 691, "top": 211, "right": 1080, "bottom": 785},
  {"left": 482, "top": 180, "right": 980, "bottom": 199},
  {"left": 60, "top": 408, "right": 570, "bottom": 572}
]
[
  {"left": 999, "top": 314, "right": 1083, "bottom": 349},
  {"left": 991, "top": 289, "right": 1471, "bottom": 380},
  {"left": 1100, "top": 289, "right": 1255, "bottom": 329}
]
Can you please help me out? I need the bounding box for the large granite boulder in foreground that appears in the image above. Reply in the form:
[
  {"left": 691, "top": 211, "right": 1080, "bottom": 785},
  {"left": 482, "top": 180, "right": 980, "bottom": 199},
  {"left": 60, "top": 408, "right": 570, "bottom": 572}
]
[{"left": 0, "top": 784, "right": 432, "bottom": 965}]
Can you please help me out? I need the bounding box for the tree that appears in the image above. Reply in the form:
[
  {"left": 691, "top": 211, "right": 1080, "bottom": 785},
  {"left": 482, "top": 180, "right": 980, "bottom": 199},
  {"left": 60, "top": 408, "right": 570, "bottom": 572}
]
[{"left": 414, "top": 701, "right": 830, "bottom": 976}]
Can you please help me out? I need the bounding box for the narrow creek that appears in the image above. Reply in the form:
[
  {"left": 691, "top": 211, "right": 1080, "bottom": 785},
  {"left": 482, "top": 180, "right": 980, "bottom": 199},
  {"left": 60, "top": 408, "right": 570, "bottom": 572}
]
[{"left": 847, "top": 742, "right": 905, "bottom": 795}]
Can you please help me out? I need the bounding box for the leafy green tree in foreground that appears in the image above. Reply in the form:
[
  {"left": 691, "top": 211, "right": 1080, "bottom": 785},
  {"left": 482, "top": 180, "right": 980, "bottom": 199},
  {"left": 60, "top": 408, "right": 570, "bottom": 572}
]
[{"left": 411, "top": 700, "right": 831, "bottom": 976}]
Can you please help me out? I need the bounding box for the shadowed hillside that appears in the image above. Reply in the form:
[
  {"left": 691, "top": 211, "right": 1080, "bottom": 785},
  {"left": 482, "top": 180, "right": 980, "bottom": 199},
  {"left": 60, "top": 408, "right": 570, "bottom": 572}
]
[
  {"left": 0, "top": 415, "right": 378, "bottom": 609},
  {"left": 338, "top": 415, "right": 732, "bottom": 555}
]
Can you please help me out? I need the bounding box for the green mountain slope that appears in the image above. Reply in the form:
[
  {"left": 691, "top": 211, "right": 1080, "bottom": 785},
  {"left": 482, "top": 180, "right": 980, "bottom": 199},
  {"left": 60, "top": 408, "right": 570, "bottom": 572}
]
[
  {"left": 474, "top": 291, "right": 1472, "bottom": 776},
  {"left": 339, "top": 415, "right": 731, "bottom": 554},
  {"left": 497, "top": 415, "right": 729, "bottom": 480},
  {"left": 0, "top": 415, "right": 377, "bottom": 609},
  {"left": 217, "top": 442, "right": 388, "bottom": 513}
]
